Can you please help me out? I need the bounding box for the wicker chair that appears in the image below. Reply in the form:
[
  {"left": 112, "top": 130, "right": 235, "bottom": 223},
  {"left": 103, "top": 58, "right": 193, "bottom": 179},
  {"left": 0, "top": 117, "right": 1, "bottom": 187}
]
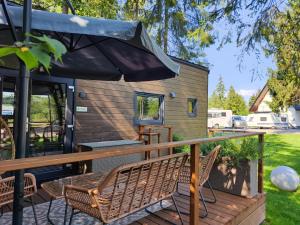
[
  {"left": 64, "top": 153, "right": 188, "bottom": 225},
  {"left": 0, "top": 117, "right": 15, "bottom": 161},
  {"left": 0, "top": 173, "right": 38, "bottom": 224},
  {"left": 178, "top": 145, "right": 221, "bottom": 218}
]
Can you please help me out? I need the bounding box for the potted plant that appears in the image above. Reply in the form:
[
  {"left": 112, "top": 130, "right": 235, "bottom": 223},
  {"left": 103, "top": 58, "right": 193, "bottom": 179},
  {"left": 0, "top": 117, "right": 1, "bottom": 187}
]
[{"left": 202, "top": 136, "right": 260, "bottom": 198}]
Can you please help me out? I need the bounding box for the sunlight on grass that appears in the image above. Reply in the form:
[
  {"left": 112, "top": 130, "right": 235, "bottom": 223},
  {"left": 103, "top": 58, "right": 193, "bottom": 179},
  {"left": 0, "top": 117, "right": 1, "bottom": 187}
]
[{"left": 264, "top": 134, "right": 300, "bottom": 225}]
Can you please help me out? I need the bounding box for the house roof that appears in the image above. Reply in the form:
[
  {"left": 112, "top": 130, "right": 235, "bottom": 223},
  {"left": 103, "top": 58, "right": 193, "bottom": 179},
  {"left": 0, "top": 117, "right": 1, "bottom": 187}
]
[
  {"left": 171, "top": 56, "right": 210, "bottom": 73},
  {"left": 249, "top": 84, "right": 269, "bottom": 112}
]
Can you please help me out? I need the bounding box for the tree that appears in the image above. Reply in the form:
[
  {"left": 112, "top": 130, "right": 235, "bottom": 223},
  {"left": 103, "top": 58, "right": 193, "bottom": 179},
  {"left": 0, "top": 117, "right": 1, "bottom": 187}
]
[
  {"left": 208, "top": 76, "right": 226, "bottom": 109},
  {"left": 225, "top": 86, "right": 248, "bottom": 115},
  {"left": 263, "top": 1, "right": 300, "bottom": 112},
  {"left": 122, "top": 0, "right": 214, "bottom": 62},
  {"left": 248, "top": 89, "right": 260, "bottom": 108}
]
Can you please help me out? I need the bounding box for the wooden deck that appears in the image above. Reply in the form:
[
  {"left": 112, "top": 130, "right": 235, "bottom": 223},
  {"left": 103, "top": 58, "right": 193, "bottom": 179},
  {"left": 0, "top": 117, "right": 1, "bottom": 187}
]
[
  {"left": 3, "top": 184, "right": 265, "bottom": 225},
  {"left": 129, "top": 185, "right": 266, "bottom": 225}
]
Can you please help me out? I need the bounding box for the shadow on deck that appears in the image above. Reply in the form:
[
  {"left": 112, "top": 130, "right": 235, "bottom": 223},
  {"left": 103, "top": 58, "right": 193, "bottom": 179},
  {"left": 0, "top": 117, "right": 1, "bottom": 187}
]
[
  {"left": 2, "top": 185, "right": 265, "bottom": 225},
  {"left": 130, "top": 186, "right": 265, "bottom": 225}
]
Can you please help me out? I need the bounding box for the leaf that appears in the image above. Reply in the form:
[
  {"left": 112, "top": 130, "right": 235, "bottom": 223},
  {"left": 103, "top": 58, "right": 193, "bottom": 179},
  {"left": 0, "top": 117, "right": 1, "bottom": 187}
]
[
  {"left": 0, "top": 47, "right": 18, "bottom": 57},
  {"left": 30, "top": 46, "right": 51, "bottom": 72},
  {"left": 16, "top": 49, "right": 39, "bottom": 70},
  {"left": 30, "top": 34, "right": 67, "bottom": 62}
]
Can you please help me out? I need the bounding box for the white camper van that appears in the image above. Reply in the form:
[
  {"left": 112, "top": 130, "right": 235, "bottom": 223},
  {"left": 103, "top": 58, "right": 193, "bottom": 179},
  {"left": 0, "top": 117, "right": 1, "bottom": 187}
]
[
  {"left": 208, "top": 109, "right": 233, "bottom": 128},
  {"left": 247, "top": 113, "right": 289, "bottom": 129}
]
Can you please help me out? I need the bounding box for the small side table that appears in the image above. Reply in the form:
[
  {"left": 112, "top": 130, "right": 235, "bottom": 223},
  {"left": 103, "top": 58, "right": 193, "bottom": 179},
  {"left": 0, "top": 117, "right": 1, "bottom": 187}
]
[{"left": 139, "top": 129, "right": 161, "bottom": 159}]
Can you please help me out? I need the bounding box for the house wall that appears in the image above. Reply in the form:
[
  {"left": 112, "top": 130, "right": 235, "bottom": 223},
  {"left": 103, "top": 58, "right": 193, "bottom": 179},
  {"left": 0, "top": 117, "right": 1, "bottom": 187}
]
[
  {"left": 74, "top": 61, "right": 209, "bottom": 144},
  {"left": 256, "top": 92, "right": 272, "bottom": 112}
]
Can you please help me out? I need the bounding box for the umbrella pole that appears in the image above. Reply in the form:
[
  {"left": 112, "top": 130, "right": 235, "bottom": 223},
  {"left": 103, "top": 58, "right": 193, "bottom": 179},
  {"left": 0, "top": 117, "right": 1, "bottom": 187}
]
[{"left": 12, "top": 0, "right": 32, "bottom": 225}]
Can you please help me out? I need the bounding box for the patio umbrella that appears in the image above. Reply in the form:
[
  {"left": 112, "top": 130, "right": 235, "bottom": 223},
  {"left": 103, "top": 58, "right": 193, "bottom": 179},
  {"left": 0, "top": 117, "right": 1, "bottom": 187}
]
[
  {"left": 0, "top": 5, "right": 180, "bottom": 81},
  {"left": 0, "top": 2, "right": 180, "bottom": 225}
]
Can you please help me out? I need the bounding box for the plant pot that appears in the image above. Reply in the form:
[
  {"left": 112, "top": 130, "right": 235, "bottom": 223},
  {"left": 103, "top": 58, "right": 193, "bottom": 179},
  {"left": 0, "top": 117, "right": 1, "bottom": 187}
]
[{"left": 208, "top": 158, "right": 258, "bottom": 198}]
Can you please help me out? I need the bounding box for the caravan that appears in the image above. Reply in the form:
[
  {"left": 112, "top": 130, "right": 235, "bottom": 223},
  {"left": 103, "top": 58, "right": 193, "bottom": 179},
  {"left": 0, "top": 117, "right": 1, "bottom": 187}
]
[
  {"left": 247, "top": 113, "right": 289, "bottom": 129},
  {"left": 208, "top": 109, "right": 233, "bottom": 128}
]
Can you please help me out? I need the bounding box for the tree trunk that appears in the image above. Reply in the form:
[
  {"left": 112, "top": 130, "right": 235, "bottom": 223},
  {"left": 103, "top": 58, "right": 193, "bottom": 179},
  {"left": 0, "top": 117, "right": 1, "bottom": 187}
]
[{"left": 163, "top": 1, "right": 169, "bottom": 53}]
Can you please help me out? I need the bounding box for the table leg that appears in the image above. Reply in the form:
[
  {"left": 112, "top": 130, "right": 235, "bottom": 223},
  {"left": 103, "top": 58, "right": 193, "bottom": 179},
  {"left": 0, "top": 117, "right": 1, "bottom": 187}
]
[
  {"left": 46, "top": 198, "right": 69, "bottom": 225},
  {"left": 47, "top": 198, "right": 55, "bottom": 225}
]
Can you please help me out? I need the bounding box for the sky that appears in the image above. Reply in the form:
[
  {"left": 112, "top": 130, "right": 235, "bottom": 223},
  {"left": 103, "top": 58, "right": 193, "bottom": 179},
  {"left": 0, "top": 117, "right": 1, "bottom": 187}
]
[{"left": 204, "top": 41, "right": 275, "bottom": 103}]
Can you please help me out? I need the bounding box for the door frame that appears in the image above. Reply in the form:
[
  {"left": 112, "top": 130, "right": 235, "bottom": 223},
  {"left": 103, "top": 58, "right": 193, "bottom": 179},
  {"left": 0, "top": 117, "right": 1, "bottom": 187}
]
[{"left": 0, "top": 68, "right": 75, "bottom": 154}]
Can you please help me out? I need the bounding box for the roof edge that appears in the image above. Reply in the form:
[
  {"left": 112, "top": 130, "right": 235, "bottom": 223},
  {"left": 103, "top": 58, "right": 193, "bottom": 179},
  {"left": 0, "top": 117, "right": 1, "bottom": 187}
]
[
  {"left": 249, "top": 84, "right": 269, "bottom": 112},
  {"left": 170, "top": 56, "right": 210, "bottom": 73}
]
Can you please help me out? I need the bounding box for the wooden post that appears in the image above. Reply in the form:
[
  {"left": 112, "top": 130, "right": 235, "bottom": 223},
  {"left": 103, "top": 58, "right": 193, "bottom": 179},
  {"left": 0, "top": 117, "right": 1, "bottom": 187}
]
[
  {"left": 258, "top": 134, "right": 264, "bottom": 193},
  {"left": 190, "top": 143, "right": 200, "bottom": 225}
]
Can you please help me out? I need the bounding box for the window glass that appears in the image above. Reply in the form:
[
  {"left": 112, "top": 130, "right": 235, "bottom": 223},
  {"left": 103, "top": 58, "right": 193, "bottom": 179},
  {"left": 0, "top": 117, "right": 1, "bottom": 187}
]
[
  {"left": 260, "top": 117, "right": 267, "bottom": 121},
  {"left": 208, "top": 113, "right": 212, "bottom": 118},
  {"left": 135, "top": 92, "right": 164, "bottom": 124},
  {"left": 221, "top": 112, "right": 226, "bottom": 117},
  {"left": 187, "top": 98, "right": 197, "bottom": 117}
]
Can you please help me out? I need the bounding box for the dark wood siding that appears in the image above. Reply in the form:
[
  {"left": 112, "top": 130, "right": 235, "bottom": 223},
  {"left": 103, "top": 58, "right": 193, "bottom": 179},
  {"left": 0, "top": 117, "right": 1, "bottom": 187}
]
[{"left": 74, "top": 63, "right": 208, "bottom": 143}]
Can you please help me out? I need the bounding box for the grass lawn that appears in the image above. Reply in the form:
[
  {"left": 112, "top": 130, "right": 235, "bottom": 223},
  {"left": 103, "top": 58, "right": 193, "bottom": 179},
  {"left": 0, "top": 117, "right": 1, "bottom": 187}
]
[{"left": 264, "top": 134, "right": 300, "bottom": 225}]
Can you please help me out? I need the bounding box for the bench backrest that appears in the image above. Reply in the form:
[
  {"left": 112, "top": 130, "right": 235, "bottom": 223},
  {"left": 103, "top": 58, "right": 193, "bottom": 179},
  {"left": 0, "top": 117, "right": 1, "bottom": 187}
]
[{"left": 96, "top": 152, "right": 188, "bottom": 223}]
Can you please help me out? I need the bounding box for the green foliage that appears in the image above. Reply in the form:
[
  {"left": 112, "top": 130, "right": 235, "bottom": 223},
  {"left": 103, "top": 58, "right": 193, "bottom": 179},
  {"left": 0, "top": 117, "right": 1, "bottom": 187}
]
[
  {"left": 208, "top": 76, "right": 226, "bottom": 109},
  {"left": 263, "top": 134, "right": 300, "bottom": 225},
  {"left": 263, "top": 1, "right": 300, "bottom": 112},
  {"left": 225, "top": 86, "right": 248, "bottom": 115},
  {"left": 202, "top": 133, "right": 259, "bottom": 167},
  {"left": 172, "top": 133, "right": 190, "bottom": 153},
  {"left": 0, "top": 34, "right": 66, "bottom": 72},
  {"left": 248, "top": 90, "right": 260, "bottom": 108}
]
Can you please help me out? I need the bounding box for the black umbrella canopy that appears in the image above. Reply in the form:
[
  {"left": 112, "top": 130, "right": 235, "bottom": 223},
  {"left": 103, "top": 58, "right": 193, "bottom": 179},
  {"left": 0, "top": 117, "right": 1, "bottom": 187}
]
[{"left": 0, "top": 5, "right": 180, "bottom": 81}]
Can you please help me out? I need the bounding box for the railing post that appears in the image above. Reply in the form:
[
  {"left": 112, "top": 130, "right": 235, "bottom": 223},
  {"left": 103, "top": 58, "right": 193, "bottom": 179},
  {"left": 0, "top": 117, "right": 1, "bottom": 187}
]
[
  {"left": 190, "top": 143, "right": 200, "bottom": 225},
  {"left": 258, "top": 134, "right": 264, "bottom": 193}
]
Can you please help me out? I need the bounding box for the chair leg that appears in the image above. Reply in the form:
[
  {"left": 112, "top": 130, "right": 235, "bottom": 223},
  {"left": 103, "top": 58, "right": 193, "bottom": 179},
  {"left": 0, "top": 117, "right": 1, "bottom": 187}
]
[
  {"left": 199, "top": 188, "right": 208, "bottom": 218},
  {"left": 202, "top": 180, "right": 217, "bottom": 203},
  {"left": 178, "top": 181, "right": 217, "bottom": 204},
  {"left": 171, "top": 195, "right": 184, "bottom": 225},
  {"left": 68, "top": 208, "right": 74, "bottom": 225},
  {"left": 29, "top": 196, "right": 38, "bottom": 225}
]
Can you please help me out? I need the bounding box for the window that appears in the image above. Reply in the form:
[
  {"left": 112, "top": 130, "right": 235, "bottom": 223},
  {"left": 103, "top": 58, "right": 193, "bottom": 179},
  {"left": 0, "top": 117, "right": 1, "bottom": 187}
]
[
  {"left": 187, "top": 98, "right": 197, "bottom": 117},
  {"left": 281, "top": 117, "right": 287, "bottom": 122},
  {"left": 208, "top": 113, "right": 212, "bottom": 118},
  {"left": 221, "top": 112, "right": 227, "bottom": 117},
  {"left": 260, "top": 117, "right": 267, "bottom": 122},
  {"left": 135, "top": 92, "right": 164, "bottom": 125}
]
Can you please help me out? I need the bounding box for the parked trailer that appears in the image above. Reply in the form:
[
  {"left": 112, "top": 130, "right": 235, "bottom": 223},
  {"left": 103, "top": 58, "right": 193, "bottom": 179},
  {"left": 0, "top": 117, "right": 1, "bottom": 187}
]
[
  {"left": 208, "top": 109, "right": 233, "bottom": 128},
  {"left": 247, "top": 113, "right": 289, "bottom": 129}
]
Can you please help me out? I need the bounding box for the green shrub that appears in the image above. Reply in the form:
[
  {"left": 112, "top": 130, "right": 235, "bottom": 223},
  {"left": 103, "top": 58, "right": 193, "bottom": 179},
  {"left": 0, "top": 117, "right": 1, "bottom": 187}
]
[
  {"left": 172, "top": 133, "right": 190, "bottom": 153},
  {"left": 201, "top": 134, "right": 259, "bottom": 167}
]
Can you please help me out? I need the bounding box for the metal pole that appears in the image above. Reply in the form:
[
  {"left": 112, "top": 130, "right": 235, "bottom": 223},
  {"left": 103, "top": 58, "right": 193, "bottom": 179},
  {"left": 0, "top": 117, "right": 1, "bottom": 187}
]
[{"left": 12, "top": 0, "right": 32, "bottom": 224}]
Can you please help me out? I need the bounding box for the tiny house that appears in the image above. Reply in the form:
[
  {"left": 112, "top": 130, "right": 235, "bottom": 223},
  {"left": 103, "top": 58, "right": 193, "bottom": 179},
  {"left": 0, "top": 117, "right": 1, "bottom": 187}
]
[{"left": 0, "top": 58, "right": 209, "bottom": 179}]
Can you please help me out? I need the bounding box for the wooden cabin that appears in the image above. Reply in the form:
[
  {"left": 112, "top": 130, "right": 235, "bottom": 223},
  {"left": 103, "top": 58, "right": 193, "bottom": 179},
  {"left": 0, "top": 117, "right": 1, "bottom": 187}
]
[{"left": 74, "top": 58, "right": 209, "bottom": 143}]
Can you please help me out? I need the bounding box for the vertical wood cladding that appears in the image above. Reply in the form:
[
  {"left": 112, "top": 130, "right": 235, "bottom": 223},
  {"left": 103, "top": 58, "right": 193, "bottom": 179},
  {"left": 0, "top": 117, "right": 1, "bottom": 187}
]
[{"left": 74, "top": 62, "right": 208, "bottom": 143}]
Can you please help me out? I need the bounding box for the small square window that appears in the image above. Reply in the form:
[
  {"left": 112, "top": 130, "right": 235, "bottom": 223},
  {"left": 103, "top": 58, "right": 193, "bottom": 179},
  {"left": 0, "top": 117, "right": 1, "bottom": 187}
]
[
  {"left": 134, "top": 92, "right": 164, "bottom": 125},
  {"left": 221, "top": 112, "right": 226, "bottom": 117},
  {"left": 187, "top": 98, "right": 197, "bottom": 117},
  {"left": 260, "top": 117, "right": 267, "bottom": 121}
]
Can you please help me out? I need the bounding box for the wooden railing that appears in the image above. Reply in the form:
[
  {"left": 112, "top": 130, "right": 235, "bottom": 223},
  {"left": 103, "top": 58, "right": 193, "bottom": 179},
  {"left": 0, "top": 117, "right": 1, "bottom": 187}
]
[{"left": 0, "top": 131, "right": 265, "bottom": 225}]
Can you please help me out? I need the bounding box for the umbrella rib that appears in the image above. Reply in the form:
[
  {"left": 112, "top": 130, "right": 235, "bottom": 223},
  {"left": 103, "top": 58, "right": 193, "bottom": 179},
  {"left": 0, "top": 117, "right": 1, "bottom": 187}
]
[{"left": 85, "top": 36, "right": 124, "bottom": 75}]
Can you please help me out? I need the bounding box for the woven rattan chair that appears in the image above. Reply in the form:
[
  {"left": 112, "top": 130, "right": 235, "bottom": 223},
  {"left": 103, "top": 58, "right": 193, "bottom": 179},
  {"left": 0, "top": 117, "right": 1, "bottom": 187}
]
[
  {"left": 178, "top": 145, "right": 221, "bottom": 218},
  {"left": 64, "top": 153, "right": 188, "bottom": 225},
  {"left": 0, "top": 117, "right": 15, "bottom": 161},
  {"left": 0, "top": 173, "right": 38, "bottom": 224}
]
